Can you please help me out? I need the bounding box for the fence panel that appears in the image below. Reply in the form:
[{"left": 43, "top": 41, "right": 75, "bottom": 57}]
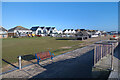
[{"left": 94, "top": 40, "right": 118, "bottom": 66}]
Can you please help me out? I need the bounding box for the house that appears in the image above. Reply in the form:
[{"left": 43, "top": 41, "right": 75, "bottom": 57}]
[
  {"left": 46, "top": 27, "right": 51, "bottom": 35},
  {"left": 100, "top": 31, "right": 107, "bottom": 36},
  {"left": 71, "top": 29, "right": 76, "bottom": 34},
  {"left": 92, "top": 30, "right": 102, "bottom": 37},
  {"left": 108, "top": 31, "right": 118, "bottom": 35},
  {"left": 63, "top": 29, "right": 69, "bottom": 34},
  {"left": 57, "top": 30, "right": 63, "bottom": 34},
  {"left": 87, "top": 30, "right": 102, "bottom": 38},
  {"left": 75, "top": 31, "right": 89, "bottom": 40},
  {"left": 0, "top": 26, "right": 8, "bottom": 38},
  {"left": 51, "top": 27, "right": 58, "bottom": 34},
  {"left": 49, "top": 27, "right": 58, "bottom": 37},
  {"left": 30, "top": 26, "right": 58, "bottom": 37},
  {"left": 30, "top": 26, "right": 47, "bottom": 36},
  {"left": 63, "top": 29, "right": 76, "bottom": 34},
  {"left": 75, "top": 29, "right": 85, "bottom": 33},
  {"left": 8, "top": 26, "right": 32, "bottom": 37}
]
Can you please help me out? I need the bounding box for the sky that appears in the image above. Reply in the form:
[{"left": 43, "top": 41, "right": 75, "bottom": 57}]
[
  {"left": 2, "top": 2, "right": 118, "bottom": 31},
  {"left": 2, "top": 0, "right": 120, "bottom": 2}
]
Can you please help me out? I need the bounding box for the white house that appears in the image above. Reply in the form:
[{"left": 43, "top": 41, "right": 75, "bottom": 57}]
[
  {"left": 8, "top": 26, "right": 32, "bottom": 37},
  {"left": 95, "top": 31, "right": 101, "bottom": 35},
  {"left": 63, "top": 29, "right": 76, "bottom": 34},
  {"left": 46, "top": 27, "right": 52, "bottom": 34},
  {"left": 71, "top": 29, "right": 76, "bottom": 34},
  {"left": 46, "top": 27, "right": 58, "bottom": 37},
  {"left": 51, "top": 27, "right": 58, "bottom": 34},
  {"left": 63, "top": 29, "right": 69, "bottom": 34},
  {"left": 31, "top": 26, "right": 47, "bottom": 36},
  {"left": 50, "top": 27, "right": 58, "bottom": 37},
  {"left": 0, "top": 26, "right": 8, "bottom": 38},
  {"left": 30, "top": 26, "right": 58, "bottom": 37},
  {"left": 90, "top": 30, "right": 102, "bottom": 38},
  {"left": 57, "top": 30, "right": 63, "bottom": 34}
]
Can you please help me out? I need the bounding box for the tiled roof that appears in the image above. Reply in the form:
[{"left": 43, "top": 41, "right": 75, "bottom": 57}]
[
  {"left": 0, "top": 26, "right": 7, "bottom": 31},
  {"left": 76, "top": 31, "right": 89, "bottom": 36},
  {"left": 63, "top": 29, "right": 67, "bottom": 32},
  {"left": 46, "top": 27, "right": 51, "bottom": 31},
  {"left": 41, "top": 27, "right": 45, "bottom": 29},
  {"left": 52, "top": 27, "right": 55, "bottom": 29},
  {"left": 71, "top": 29, "right": 74, "bottom": 31},
  {"left": 8, "top": 26, "right": 30, "bottom": 31},
  {"left": 30, "top": 26, "right": 39, "bottom": 31}
]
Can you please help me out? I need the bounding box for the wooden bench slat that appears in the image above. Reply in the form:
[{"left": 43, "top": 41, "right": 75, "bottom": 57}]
[{"left": 35, "top": 51, "right": 54, "bottom": 64}]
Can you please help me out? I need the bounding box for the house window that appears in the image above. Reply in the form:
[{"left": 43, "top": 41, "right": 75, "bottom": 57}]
[
  {"left": 43, "top": 30, "right": 46, "bottom": 33},
  {"left": 37, "top": 30, "right": 41, "bottom": 34},
  {"left": 26, "top": 32, "right": 28, "bottom": 34},
  {"left": 50, "top": 31, "right": 52, "bottom": 33}
]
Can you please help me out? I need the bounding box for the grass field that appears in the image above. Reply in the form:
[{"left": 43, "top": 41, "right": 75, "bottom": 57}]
[{"left": 2, "top": 37, "right": 83, "bottom": 66}]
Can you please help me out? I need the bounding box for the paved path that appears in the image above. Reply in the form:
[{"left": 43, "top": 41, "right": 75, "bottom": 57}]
[{"left": 2, "top": 44, "right": 94, "bottom": 78}]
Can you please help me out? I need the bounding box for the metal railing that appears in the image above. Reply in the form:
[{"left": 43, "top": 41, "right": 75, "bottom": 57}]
[{"left": 94, "top": 40, "right": 118, "bottom": 70}]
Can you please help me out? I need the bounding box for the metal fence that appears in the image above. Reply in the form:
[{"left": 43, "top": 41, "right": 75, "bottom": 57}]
[{"left": 94, "top": 40, "right": 118, "bottom": 69}]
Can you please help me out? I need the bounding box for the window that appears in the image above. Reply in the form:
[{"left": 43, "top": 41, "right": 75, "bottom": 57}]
[
  {"left": 37, "top": 30, "right": 41, "bottom": 34},
  {"left": 50, "top": 31, "right": 52, "bottom": 33},
  {"left": 26, "top": 32, "right": 28, "bottom": 34},
  {"left": 43, "top": 30, "right": 46, "bottom": 33}
]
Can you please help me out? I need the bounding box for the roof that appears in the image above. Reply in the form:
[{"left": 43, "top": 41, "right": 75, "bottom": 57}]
[
  {"left": 80, "top": 29, "right": 85, "bottom": 31},
  {"left": 71, "top": 29, "right": 74, "bottom": 31},
  {"left": 63, "top": 29, "right": 67, "bottom": 32},
  {"left": 68, "top": 29, "right": 70, "bottom": 31},
  {"left": 41, "top": 27, "right": 45, "bottom": 29},
  {"left": 82, "top": 31, "right": 89, "bottom": 36},
  {"left": 75, "top": 29, "right": 81, "bottom": 32},
  {"left": 46, "top": 27, "right": 51, "bottom": 31},
  {"left": 52, "top": 27, "right": 55, "bottom": 29},
  {"left": 76, "top": 31, "right": 89, "bottom": 36},
  {"left": 8, "top": 26, "right": 30, "bottom": 31},
  {"left": 31, "top": 26, "right": 46, "bottom": 31},
  {"left": 0, "top": 26, "right": 7, "bottom": 31},
  {"left": 63, "top": 29, "right": 74, "bottom": 32},
  {"left": 30, "top": 26, "right": 39, "bottom": 31}
]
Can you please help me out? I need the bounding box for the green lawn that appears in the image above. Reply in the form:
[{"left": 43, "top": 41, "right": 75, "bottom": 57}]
[{"left": 2, "top": 37, "right": 83, "bottom": 66}]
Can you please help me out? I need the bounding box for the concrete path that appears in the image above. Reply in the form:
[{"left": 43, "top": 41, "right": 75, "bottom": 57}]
[{"left": 2, "top": 44, "right": 94, "bottom": 78}]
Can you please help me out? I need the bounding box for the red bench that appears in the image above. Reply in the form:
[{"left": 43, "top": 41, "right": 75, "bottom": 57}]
[{"left": 35, "top": 51, "right": 54, "bottom": 64}]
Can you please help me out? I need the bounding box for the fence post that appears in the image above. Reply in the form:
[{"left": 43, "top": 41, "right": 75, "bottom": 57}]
[
  {"left": 94, "top": 45, "right": 96, "bottom": 67},
  {"left": 18, "top": 56, "right": 22, "bottom": 70},
  {"left": 111, "top": 44, "right": 114, "bottom": 70},
  {"left": 101, "top": 44, "right": 102, "bottom": 59}
]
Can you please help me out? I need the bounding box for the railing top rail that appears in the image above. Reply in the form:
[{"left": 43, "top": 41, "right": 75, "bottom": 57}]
[{"left": 95, "top": 40, "right": 118, "bottom": 45}]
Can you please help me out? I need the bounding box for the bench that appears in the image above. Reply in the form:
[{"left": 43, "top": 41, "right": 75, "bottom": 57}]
[{"left": 35, "top": 51, "right": 54, "bottom": 64}]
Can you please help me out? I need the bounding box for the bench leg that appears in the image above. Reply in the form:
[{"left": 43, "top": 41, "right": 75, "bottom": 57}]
[
  {"left": 51, "top": 57, "right": 53, "bottom": 60},
  {"left": 37, "top": 59, "right": 39, "bottom": 64}
]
